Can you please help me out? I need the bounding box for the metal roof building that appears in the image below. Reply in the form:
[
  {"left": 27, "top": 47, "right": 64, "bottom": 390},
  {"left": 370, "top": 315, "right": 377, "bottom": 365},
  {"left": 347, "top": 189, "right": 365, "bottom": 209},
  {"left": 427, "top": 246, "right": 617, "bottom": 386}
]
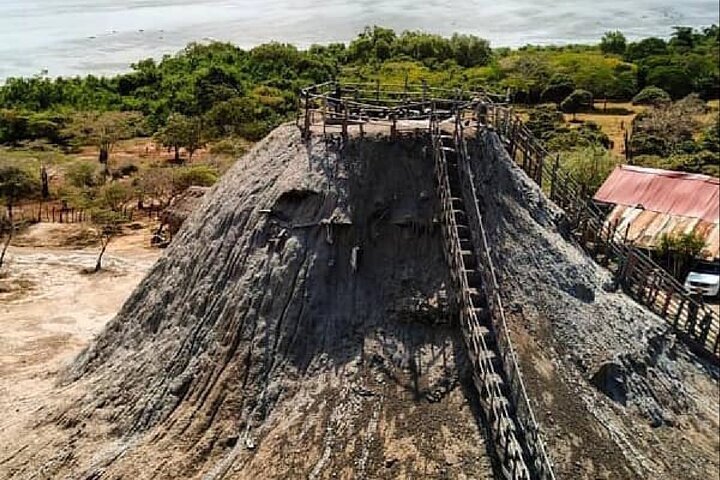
[{"left": 594, "top": 165, "right": 720, "bottom": 260}]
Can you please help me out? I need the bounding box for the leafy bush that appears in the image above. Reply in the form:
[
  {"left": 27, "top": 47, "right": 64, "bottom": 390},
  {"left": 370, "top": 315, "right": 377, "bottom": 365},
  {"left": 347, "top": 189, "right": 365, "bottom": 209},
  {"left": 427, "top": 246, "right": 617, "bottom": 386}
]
[
  {"left": 658, "top": 231, "right": 707, "bottom": 277},
  {"left": 113, "top": 163, "right": 139, "bottom": 179},
  {"left": 600, "top": 31, "right": 627, "bottom": 56},
  {"left": 209, "top": 138, "right": 248, "bottom": 157},
  {"left": 96, "top": 181, "right": 134, "bottom": 212},
  {"left": 632, "top": 86, "right": 671, "bottom": 105},
  {"left": 546, "top": 122, "right": 611, "bottom": 151},
  {"left": 630, "top": 133, "right": 669, "bottom": 156},
  {"left": 65, "top": 161, "right": 100, "bottom": 188},
  {"left": 560, "top": 89, "right": 594, "bottom": 118},
  {"left": 173, "top": 165, "right": 218, "bottom": 192},
  {"left": 558, "top": 146, "right": 618, "bottom": 193},
  {"left": 526, "top": 105, "right": 564, "bottom": 140},
  {"left": 540, "top": 73, "right": 575, "bottom": 103},
  {"left": 0, "top": 164, "right": 40, "bottom": 207}
]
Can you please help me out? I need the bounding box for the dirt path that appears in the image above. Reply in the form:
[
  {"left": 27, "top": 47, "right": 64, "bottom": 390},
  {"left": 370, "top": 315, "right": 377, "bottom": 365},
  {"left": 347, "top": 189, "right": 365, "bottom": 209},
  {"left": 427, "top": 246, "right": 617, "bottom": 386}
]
[{"left": 0, "top": 240, "right": 160, "bottom": 443}]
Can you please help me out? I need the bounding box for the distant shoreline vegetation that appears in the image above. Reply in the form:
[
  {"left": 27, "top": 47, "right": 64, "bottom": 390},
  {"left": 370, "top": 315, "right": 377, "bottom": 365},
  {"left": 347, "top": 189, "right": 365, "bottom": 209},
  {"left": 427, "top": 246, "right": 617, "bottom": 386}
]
[{"left": 0, "top": 25, "right": 717, "bottom": 147}]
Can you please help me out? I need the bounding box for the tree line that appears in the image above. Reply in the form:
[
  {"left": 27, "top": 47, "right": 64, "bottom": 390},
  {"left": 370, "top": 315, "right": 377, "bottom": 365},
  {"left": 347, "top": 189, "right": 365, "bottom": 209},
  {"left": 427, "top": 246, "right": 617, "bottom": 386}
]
[{"left": 0, "top": 25, "right": 717, "bottom": 147}]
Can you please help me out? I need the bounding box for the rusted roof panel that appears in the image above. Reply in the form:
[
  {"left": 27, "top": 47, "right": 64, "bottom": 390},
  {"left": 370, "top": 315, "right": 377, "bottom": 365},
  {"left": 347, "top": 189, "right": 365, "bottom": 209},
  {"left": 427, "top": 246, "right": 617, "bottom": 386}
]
[
  {"left": 606, "top": 205, "right": 720, "bottom": 260},
  {"left": 594, "top": 165, "right": 720, "bottom": 224}
]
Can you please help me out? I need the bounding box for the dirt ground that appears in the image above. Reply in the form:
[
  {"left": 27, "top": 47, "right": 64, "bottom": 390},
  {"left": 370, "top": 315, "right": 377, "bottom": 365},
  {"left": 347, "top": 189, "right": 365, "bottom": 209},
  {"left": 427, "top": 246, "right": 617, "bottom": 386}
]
[
  {"left": 564, "top": 101, "right": 642, "bottom": 157},
  {"left": 0, "top": 223, "right": 160, "bottom": 452}
]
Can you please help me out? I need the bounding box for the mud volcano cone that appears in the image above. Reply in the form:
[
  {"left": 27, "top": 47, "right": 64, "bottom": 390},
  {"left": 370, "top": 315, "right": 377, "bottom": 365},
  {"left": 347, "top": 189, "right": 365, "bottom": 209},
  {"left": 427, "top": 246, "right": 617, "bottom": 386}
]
[
  {"left": 1, "top": 125, "right": 717, "bottom": 480},
  {"left": 4, "top": 126, "right": 495, "bottom": 479}
]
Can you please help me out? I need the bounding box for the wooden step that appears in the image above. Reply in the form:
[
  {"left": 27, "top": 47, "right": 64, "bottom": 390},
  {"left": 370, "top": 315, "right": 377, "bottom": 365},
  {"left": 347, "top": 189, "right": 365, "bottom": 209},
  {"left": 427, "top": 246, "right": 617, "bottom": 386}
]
[
  {"left": 453, "top": 209, "right": 468, "bottom": 222},
  {"left": 464, "top": 269, "right": 482, "bottom": 286}
]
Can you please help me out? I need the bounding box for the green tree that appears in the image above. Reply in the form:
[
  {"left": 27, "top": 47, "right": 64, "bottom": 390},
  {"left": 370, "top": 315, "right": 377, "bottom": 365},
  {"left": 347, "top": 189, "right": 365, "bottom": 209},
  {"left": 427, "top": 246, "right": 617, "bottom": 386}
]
[
  {"left": 154, "top": 113, "right": 204, "bottom": 163},
  {"left": 559, "top": 146, "right": 618, "bottom": 194},
  {"left": 0, "top": 165, "right": 39, "bottom": 269},
  {"left": 541, "top": 73, "right": 575, "bottom": 103},
  {"left": 89, "top": 208, "right": 126, "bottom": 272},
  {"left": 659, "top": 231, "right": 706, "bottom": 278},
  {"left": 600, "top": 31, "right": 627, "bottom": 56},
  {"left": 97, "top": 181, "right": 134, "bottom": 212},
  {"left": 645, "top": 65, "right": 693, "bottom": 99},
  {"left": 63, "top": 111, "right": 142, "bottom": 175},
  {"left": 632, "top": 86, "right": 671, "bottom": 105},
  {"left": 66, "top": 161, "right": 100, "bottom": 188},
  {"left": 560, "top": 89, "right": 594, "bottom": 120},
  {"left": 449, "top": 33, "right": 492, "bottom": 67},
  {"left": 624, "top": 37, "right": 668, "bottom": 62},
  {"left": 173, "top": 165, "right": 218, "bottom": 194}
]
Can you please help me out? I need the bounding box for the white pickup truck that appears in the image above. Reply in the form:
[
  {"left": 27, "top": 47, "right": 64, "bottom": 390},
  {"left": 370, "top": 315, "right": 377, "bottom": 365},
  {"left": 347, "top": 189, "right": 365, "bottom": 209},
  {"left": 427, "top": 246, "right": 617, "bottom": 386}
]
[{"left": 684, "top": 261, "right": 720, "bottom": 298}]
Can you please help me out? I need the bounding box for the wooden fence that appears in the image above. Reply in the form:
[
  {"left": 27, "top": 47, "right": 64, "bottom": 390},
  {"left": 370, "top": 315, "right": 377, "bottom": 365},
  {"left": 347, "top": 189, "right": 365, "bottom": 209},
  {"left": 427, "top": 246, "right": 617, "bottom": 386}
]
[
  {"left": 299, "top": 82, "right": 719, "bottom": 361},
  {"left": 480, "top": 104, "right": 720, "bottom": 361},
  {"left": 301, "top": 82, "right": 557, "bottom": 479},
  {"left": 1, "top": 202, "right": 166, "bottom": 226}
]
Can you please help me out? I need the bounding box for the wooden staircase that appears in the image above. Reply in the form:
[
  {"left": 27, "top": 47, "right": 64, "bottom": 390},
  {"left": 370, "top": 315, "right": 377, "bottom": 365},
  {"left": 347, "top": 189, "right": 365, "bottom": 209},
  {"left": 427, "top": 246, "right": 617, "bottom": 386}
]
[{"left": 433, "top": 122, "right": 555, "bottom": 480}]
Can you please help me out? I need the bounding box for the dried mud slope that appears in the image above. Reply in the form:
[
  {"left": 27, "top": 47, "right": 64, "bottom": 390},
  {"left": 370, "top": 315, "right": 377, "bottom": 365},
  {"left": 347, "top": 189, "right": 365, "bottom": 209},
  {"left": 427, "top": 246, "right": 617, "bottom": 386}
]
[
  {"left": 467, "top": 131, "right": 719, "bottom": 480},
  {"left": 0, "top": 126, "right": 495, "bottom": 480}
]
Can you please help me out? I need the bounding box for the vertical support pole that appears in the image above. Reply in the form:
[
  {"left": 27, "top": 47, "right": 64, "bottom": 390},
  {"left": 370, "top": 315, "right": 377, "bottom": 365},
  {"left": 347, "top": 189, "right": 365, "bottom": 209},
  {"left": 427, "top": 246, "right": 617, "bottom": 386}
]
[
  {"left": 375, "top": 79, "right": 380, "bottom": 103},
  {"left": 322, "top": 96, "right": 327, "bottom": 137},
  {"left": 342, "top": 107, "right": 348, "bottom": 141},
  {"left": 302, "top": 90, "right": 310, "bottom": 139},
  {"left": 550, "top": 155, "right": 560, "bottom": 201},
  {"left": 403, "top": 71, "right": 409, "bottom": 102},
  {"left": 537, "top": 150, "right": 544, "bottom": 187}
]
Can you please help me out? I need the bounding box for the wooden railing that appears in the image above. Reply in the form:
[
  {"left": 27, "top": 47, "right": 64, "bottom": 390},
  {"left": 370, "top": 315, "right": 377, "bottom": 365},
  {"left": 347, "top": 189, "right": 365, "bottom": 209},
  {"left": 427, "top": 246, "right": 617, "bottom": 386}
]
[
  {"left": 432, "top": 115, "right": 554, "bottom": 479},
  {"left": 298, "top": 81, "right": 500, "bottom": 139},
  {"left": 450, "top": 113, "right": 556, "bottom": 479},
  {"left": 299, "top": 79, "right": 718, "bottom": 478},
  {"left": 480, "top": 104, "right": 720, "bottom": 361}
]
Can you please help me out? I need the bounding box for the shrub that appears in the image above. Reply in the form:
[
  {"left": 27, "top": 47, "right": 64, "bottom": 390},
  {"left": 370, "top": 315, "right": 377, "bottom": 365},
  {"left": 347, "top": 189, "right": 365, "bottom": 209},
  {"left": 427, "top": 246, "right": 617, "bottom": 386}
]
[
  {"left": 632, "top": 86, "right": 671, "bottom": 105},
  {"left": 526, "top": 105, "right": 564, "bottom": 140},
  {"left": 658, "top": 231, "right": 707, "bottom": 277},
  {"left": 540, "top": 74, "right": 575, "bottom": 104},
  {"left": 96, "top": 181, "right": 134, "bottom": 212},
  {"left": 209, "top": 138, "right": 248, "bottom": 157},
  {"left": 113, "top": 163, "right": 139, "bottom": 179},
  {"left": 173, "top": 165, "right": 218, "bottom": 193},
  {"left": 600, "top": 31, "right": 627, "bottom": 56},
  {"left": 546, "top": 122, "right": 611, "bottom": 151},
  {"left": 630, "top": 133, "right": 669, "bottom": 156},
  {"left": 560, "top": 89, "right": 594, "bottom": 119},
  {"left": 66, "top": 161, "right": 100, "bottom": 188},
  {"left": 558, "top": 146, "right": 618, "bottom": 193}
]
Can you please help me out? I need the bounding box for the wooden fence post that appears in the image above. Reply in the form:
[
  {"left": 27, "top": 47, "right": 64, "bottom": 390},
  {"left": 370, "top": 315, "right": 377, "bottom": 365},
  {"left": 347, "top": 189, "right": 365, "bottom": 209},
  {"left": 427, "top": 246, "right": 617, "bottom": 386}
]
[
  {"left": 550, "top": 155, "right": 560, "bottom": 201},
  {"left": 536, "top": 150, "right": 544, "bottom": 187},
  {"left": 302, "top": 90, "right": 311, "bottom": 139},
  {"left": 342, "top": 107, "right": 348, "bottom": 140}
]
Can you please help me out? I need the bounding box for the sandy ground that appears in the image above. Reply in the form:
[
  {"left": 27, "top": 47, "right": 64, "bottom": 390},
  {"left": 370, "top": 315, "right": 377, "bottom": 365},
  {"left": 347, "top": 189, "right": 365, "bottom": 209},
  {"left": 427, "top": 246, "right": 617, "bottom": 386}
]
[{"left": 0, "top": 224, "right": 160, "bottom": 446}]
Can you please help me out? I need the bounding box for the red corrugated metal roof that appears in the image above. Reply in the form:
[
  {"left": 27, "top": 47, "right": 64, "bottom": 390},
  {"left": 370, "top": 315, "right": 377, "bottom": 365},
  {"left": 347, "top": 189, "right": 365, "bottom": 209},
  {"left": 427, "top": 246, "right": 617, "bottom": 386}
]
[{"left": 594, "top": 165, "right": 720, "bottom": 224}]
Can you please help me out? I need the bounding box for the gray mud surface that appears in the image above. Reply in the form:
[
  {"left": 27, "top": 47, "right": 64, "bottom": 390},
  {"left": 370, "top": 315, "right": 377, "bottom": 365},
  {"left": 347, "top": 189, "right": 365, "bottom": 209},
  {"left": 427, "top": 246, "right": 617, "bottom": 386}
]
[
  {"left": 469, "top": 132, "right": 719, "bottom": 479},
  {"left": 0, "top": 125, "right": 717, "bottom": 480}
]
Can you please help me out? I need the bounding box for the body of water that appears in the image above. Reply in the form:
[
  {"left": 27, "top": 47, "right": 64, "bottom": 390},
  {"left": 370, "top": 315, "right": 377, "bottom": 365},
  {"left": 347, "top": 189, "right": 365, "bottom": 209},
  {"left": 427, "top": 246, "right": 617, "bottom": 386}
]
[{"left": 1, "top": 0, "right": 718, "bottom": 80}]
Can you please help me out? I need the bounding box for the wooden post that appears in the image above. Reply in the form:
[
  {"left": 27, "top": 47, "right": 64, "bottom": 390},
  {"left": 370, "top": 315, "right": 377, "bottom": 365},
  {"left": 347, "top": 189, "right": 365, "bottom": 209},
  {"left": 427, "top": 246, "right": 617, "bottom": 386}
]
[
  {"left": 550, "top": 155, "right": 560, "bottom": 201},
  {"left": 342, "top": 107, "right": 348, "bottom": 140},
  {"left": 536, "top": 150, "right": 544, "bottom": 187},
  {"left": 322, "top": 96, "right": 327, "bottom": 137},
  {"left": 302, "top": 91, "right": 311, "bottom": 139},
  {"left": 699, "top": 311, "right": 712, "bottom": 345},
  {"left": 403, "top": 72, "right": 409, "bottom": 102}
]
